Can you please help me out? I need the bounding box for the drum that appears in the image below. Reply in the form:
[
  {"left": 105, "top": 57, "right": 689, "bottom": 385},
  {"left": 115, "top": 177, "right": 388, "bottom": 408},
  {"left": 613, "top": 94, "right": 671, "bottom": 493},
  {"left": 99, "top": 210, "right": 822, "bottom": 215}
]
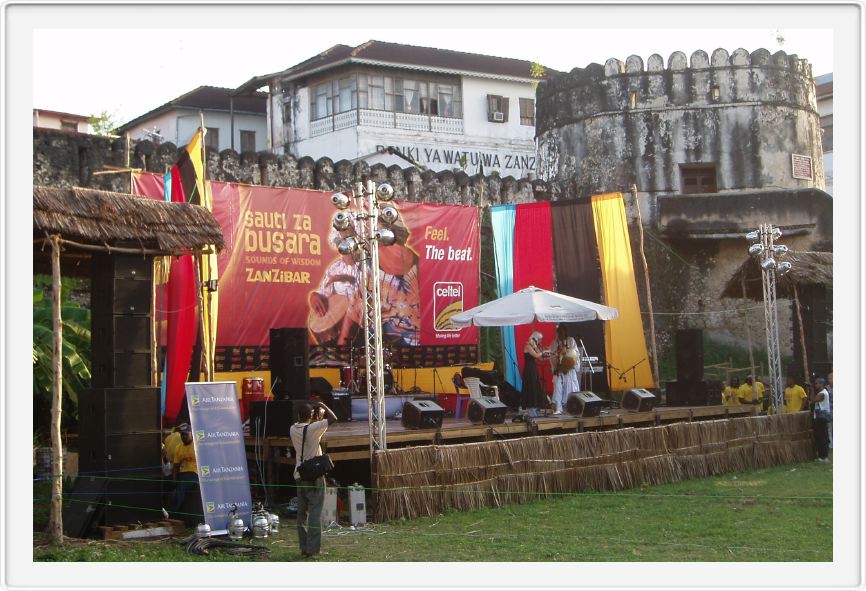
[
  {"left": 557, "top": 345, "right": 580, "bottom": 372},
  {"left": 340, "top": 366, "right": 358, "bottom": 389},
  {"left": 309, "top": 294, "right": 350, "bottom": 344}
]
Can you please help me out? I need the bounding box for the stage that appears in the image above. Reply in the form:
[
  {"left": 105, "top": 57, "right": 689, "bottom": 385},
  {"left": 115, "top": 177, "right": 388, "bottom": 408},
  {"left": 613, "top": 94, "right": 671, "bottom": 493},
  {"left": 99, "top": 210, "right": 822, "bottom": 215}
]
[{"left": 244, "top": 402, "right": 758, "bottom": 486}]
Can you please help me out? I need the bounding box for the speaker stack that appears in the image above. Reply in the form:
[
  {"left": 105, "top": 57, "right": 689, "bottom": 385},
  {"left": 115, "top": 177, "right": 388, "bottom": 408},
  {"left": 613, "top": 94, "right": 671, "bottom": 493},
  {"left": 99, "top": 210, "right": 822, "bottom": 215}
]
[
  {"left": 467, "top": 397, "right": 507, "bottom": 425},
  {"left": 80, "top": 252, "right": 162, "bottom": 526},
  {"left": 622, "top": 388, "right": 657, "bottom": 412},
  {"left": 665, "top": 329, "right": 716, "bottom": 406},
  {"left": 565, "top": 391, "right": 605, "bottom": 417},
  {"left": 270, "top": 328, "right": 310, "bottom": 400},
  {"left": 401, "top": 400, "right": 445, "bottom": 430}
]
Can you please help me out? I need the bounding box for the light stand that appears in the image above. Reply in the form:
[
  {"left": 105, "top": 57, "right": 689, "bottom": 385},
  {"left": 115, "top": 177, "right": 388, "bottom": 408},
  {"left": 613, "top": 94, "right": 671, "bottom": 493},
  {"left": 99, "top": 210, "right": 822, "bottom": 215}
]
[
  {"left": 331, "top": 181, "right": 398, "bottom": 458},
  {"left": 746, "top": 224, "right": 792, "bottom": 415}
]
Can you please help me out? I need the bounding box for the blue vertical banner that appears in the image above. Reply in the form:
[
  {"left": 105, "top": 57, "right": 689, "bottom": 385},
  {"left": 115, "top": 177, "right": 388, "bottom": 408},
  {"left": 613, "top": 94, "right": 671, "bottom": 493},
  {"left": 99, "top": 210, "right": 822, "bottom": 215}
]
[
  {"left": 185, "top": 382, "right": 252, "bottom": 531},
  {"left": 491, "top": 205, "right": 521, "bottom": 390}
]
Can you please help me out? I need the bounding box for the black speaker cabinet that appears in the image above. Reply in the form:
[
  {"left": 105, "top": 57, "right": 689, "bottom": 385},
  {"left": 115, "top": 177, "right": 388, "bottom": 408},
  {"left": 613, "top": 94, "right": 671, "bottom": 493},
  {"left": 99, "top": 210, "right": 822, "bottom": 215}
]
[
  {"left": 565, "top": 391, "right": 605, "bottom": 417},
  {"left": 248, "top": 400, "right": 295, "bottom": 437},
  {"left": 102, "top": 470, "right": 164, "bottom": 526},
  {"left": 79, "top": 431, "right": 163, "bottom": 476},
  {"left": 309, "top": 376, "right": 333, "bottom": 397},
  {"left": 91, "top": 253, "right": 152, "bottom": 316},
  {"left": 467, "top": 397, "right": 507, "bottom": 424},
  {"left": 91, "top": 352, "right": 152, "bottom": 388},
  {"left": 79, "top": 388, "right": 161, "bottom": 436},
  {"left": 675, "top": 329, "right": 704, "bottom": 382},
  {"left": 622, "top": 388, "right": 657, "bottom": 412},
  {"left": 665, "top": 381, "right": 723, "bottom": 406},
  {"left": 269, "top": 328, "right": 310, "bottom": 400},
  {"left": 92, "top": 314, "right": 151, "bottom": 354},
  {"left": 329, "top": 389, "right": 353, "bottom": 422},
  {"left": 401, "top": 400, "right": 445, "bottom": 430}
]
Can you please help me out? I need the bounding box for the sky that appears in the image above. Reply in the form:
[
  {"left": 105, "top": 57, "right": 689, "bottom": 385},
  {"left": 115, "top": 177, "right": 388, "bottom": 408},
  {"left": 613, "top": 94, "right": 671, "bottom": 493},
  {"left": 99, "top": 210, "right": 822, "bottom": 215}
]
[{"left": 33, "top": 26, "right": 833, "bottom": 126}]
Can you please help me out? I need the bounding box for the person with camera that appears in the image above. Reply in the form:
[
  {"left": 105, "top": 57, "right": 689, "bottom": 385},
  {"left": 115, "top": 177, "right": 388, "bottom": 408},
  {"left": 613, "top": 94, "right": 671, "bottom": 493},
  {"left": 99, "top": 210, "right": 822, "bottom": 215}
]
[{"left": 290, "top": 401, "right": 337, "bottom": 558}]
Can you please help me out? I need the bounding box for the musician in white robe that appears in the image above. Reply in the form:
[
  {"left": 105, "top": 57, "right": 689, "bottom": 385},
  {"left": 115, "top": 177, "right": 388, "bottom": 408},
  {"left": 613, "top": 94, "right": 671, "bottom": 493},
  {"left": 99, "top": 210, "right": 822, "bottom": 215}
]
[{"left": 548, "top": 325, "right": 581, "bottom": 415}]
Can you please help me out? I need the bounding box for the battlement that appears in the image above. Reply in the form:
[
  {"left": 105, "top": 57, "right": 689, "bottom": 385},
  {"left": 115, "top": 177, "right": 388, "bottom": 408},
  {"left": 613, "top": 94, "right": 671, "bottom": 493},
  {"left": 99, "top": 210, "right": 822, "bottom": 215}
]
[{"left": 537, "top": 48, "right": 817, "bottom": 136}]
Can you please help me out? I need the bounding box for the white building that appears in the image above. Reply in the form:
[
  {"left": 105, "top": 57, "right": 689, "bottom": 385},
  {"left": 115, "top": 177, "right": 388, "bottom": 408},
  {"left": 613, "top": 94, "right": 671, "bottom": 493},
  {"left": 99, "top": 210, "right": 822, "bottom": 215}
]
[
  {"left": 33, "top": 109, "right": 92, "bottom": 134},
  {"left": 814, "top": 73, "right": 832, "bottom": 196},
  {"left": 235, "top": 41, "right": 548, "bottom": 177},
  {"left": 118, "top": 86, "right": 268, "bottom": 153}
]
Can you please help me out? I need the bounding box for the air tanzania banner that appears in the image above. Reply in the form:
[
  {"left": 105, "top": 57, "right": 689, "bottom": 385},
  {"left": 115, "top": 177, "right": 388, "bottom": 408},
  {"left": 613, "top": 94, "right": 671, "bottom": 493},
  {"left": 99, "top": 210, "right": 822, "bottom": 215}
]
[
  {"left": 185, "top": 381, "right": 252, "bottom": 530},
  {"left": 133, "top": 175, "right": 480, "bottom": 355}
]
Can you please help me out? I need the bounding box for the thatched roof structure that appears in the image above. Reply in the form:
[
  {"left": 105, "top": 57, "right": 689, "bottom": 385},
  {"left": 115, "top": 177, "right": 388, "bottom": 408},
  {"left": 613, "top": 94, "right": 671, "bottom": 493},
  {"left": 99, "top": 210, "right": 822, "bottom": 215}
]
[
  {"left": 33, "top": 185, "right": 225, "bottom": 252},
  {"left": 722, "top": 252, "right": 832, "bottom": 301}
]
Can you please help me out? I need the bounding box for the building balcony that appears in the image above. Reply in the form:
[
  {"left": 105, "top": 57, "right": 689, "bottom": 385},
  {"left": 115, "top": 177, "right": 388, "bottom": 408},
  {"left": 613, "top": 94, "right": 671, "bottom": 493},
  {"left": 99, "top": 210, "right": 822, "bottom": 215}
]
[{"left": 309, "top": 109, "right": 464, "bottom": 138}]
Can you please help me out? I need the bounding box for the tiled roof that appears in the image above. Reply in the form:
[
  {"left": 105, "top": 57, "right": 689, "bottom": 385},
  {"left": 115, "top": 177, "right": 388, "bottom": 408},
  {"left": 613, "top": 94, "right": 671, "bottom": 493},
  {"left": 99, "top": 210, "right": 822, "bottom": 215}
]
[
  {"left": 119, "top": 86, "right": 267, "bottom": 132},
  {"left": 277, "top": 40, "right": 551, "bottom": 82}
]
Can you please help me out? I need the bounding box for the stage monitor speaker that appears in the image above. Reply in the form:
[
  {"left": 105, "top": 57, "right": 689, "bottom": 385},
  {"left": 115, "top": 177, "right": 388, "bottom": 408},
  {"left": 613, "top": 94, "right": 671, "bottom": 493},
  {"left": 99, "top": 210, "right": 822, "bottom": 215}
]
[
  {"left": 329, "top": 389, "right": 353, "bottom": 422},
  {"left": 401, "top": 400, "right": 445, "bottom": 430},
  {"left": 675, "top": 329, "right": 704, "bottom": 383},
  {"left": 248, "top": 400, "right": 295, "bottom": 437},
  {"left": 310, "top": 376, "right": 333, "bottom": 397},
  {"left": 565, "top": 391, "right": 605, "bottom": 417},
  {"left": 467, "top": 397, "right": 507, "bottom": 425},
  {"left": 622, "top": 388, "right": 657, "bottom": 412},
  {"left": 270, "top": 328, "right": 310, "bottom": 400}
]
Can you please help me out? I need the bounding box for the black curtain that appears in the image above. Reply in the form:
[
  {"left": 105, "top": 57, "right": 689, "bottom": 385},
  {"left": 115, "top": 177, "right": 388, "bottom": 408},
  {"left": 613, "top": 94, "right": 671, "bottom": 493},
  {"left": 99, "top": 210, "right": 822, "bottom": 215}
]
[{"left": 551, "top": 200, "right": 609, "bottom": 393}]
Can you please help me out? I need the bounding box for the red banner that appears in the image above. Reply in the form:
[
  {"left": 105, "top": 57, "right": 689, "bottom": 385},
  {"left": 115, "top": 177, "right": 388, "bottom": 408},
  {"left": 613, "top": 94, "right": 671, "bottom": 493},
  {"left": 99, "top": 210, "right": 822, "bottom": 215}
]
[{"left": 133, "top": 175, "right": 479, "bottom": 352}]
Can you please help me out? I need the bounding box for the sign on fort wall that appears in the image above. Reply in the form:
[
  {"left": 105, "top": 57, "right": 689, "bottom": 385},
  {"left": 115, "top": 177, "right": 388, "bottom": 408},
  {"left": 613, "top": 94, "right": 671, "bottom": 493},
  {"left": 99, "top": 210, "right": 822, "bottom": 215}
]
[{"left": 371, "top": 143, "right": 537, "bottom": 176}]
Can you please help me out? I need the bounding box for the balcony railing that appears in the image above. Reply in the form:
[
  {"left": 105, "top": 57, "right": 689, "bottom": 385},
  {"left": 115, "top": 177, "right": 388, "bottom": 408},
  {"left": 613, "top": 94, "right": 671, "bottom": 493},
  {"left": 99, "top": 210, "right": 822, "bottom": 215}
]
[{"left": 310, "top": 109, "right": 464, "bottom": 137}]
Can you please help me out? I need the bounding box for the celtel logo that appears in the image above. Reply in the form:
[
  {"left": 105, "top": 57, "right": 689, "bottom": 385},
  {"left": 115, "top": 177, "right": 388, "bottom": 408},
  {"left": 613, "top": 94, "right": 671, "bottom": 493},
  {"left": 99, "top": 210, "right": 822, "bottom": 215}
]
[{"left": 433, "top": 282, "right": 463, "bottom": 332}]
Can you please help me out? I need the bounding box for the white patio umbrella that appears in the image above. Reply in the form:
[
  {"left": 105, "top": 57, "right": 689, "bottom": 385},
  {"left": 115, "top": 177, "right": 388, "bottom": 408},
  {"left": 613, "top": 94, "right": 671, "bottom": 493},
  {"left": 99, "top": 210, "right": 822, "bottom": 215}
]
[{"left": 451, "top": 286, "right": 618, "bottom": 328}]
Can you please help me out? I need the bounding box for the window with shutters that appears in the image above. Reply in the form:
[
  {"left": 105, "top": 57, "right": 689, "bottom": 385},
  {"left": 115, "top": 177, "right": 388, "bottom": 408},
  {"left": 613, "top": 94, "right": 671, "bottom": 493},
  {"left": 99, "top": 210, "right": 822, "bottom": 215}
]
[
  {"left": 487, "top": 95, "right": 509, "bottom": 123},
  {"left": 205, "top": 127, "right": 220, "bottom": 150},
  {"left": 60, "top": 120, "right": 78, "bottom": 131},
  {"left": 519, "top": 98, "right": 535, "bottom": 126},
  {"left": 240, "top": 130, "right": 256, "bottom": 153},
  {"left": 679, "top": 164, "right": 718, "bottom": 194}
]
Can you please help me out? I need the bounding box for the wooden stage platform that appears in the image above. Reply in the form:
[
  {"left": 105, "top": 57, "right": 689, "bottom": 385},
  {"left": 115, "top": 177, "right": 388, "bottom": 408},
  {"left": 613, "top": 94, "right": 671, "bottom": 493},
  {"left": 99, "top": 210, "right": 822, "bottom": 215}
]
[{"left": 245, "top": 403, "right": 757, "bottom": 485}]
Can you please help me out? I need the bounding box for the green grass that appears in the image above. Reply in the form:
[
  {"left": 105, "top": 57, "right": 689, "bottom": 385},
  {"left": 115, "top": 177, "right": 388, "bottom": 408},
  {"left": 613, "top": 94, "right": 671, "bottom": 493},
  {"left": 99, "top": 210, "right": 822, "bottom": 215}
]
[{"left": 33, "top": 459, "right": 831, "bottom": 562}]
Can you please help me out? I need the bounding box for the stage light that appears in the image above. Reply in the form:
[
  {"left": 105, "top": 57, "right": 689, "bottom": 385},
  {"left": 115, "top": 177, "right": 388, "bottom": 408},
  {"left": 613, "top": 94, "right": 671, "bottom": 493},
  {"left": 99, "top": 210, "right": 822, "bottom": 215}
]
[
  {"left": 376, "top": 228, "right": 396, "bottom": 246},
  {"left": 772, "top": 245, "right": 788, "bottom": 257},
  {"left": 748, "top": 244, "right": 764, "bottom": 256},
  {"left": 337, "top": 236, "right": 359, "bottom": 255},
  {"left": 772, "top": 227, "right": 782, "bottom": 239},
  {"left": 760, "top": 258, "right": 777, "bottom": 271},
  {"left": 331, "top": 192, "right": 351, "bottom": 210},
  {"left": 379, "top": 206, "right": 399, "bottom": 225},
  {"left": 745, "top": 230, "right": 760, "bottom": 241},
  {"left": 376, "top": 183, "right": 395, "bottom": 202},
  {"left": 333, "top": 211, "right": 353, "bottom": 231},
  {"left": 777, "top": 261, "right": 792, "bottom": 275}
]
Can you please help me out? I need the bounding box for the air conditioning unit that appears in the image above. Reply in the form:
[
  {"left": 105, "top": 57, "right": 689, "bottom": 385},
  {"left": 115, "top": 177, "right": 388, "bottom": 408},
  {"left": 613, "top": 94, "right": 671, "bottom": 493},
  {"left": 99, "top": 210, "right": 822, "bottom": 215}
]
[{"left": 492, "top": 111, "right": 505, "bottom": 122}]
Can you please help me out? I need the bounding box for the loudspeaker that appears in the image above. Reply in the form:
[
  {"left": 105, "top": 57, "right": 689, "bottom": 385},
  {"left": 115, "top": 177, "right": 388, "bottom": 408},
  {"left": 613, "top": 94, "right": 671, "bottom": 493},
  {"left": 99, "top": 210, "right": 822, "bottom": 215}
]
[
  {"left": 92, "top": 315, "right": 150, "bottom": 353},
  {"left": 675, "top": 329, "right": 704, "bottom": 382},
  {"left": 565, "top": 391, "right": 605, "bottom": 417},
  {"left": 401, "top": 400, "right": 445, "bottom": 430},
  {"left": 91, "top": 253, "right": 152, "bottom": 316},
  {"left": 309, "top": 377, "right": 333, "bottom": 397},
  {"left": 248, "top": 400, "right": 295, "bottom": 437},
  {"left": 467, "top": 397, "right": 507, "bottom": 424},
  {"left": 665, "top": 381, "right": 724, "bottom": 406},
  {"left": 329, "top": 389, "right": 353, "bottom": 422},
  {"left": 92, "top": 352, "right": 152, "bottom": 388},
  {"left": 79, "top": 388, "right": 161, "bottom": 435},
  {"left": 622, "top": 388, "right": 657, "bottom": 412},
  {"left": 79, "top": 431, "right": 163, "bottom": 475},
  {"left": 102, "top": 471, "right": 163, "bottom": 525},
  {"left": 270, "top": 328, "right": 310, "bottom": 400}
]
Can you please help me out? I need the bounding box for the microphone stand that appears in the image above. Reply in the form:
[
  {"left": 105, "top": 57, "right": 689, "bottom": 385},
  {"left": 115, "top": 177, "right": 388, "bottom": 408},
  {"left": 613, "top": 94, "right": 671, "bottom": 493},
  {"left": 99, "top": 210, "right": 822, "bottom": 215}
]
[
  {"left": 620, "top": 358, "right": 646, "bottom": 390},
  {"left": 578, "top": 338, "right": 594, "bottom": 391}
]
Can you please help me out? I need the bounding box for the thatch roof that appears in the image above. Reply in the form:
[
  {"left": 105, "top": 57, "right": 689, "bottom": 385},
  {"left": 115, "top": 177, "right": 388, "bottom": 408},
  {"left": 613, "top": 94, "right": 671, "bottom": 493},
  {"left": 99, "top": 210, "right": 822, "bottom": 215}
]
[
  {"left": 722, "top": 252, "right": 832, "bottom": 301},
  {"left": 34, "top": 186, "right": 225, "bottom": 252}
]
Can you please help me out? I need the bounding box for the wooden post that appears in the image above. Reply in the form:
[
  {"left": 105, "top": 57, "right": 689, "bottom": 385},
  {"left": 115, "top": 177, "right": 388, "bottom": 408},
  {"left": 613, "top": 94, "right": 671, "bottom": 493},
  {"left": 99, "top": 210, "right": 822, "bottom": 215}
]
[
  {"left": 49, "top": 235, "right": 64, "bottom": 545},
  {"left": 631, "top": 185, "right": 659, "bottom": 385},
  {"left": 741, "top": 274, "right": 757, "bottom": 394},
  {"left": 792, "top": 283, "right": 811, "bottom": 385}
]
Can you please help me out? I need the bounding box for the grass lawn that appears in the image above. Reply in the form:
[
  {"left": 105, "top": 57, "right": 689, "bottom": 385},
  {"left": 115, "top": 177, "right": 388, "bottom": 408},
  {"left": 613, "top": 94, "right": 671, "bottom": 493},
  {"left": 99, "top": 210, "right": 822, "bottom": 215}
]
[{"left": 33, "top": 459, "right": 832, "bottom": 562}]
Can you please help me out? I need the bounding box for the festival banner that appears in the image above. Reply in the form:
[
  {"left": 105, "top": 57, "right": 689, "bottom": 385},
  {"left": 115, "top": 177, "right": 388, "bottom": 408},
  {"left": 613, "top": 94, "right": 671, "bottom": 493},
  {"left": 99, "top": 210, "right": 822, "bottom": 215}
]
[
  {"left": 133, "top": 175, "right": 479, "bottom": 357},
  {"left": 185, "top": 381, "right": 253, "bottom": 530}
]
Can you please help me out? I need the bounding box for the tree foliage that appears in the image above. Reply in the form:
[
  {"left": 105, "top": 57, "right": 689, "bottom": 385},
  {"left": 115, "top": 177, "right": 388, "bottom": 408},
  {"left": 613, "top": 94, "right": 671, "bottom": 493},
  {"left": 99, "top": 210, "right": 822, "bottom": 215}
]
[
  {"left": 88, "top": 109, "right": 119, "bottom": 137},
  {"left": 32, "top": 275, "right": 91, "bottom": 434}
]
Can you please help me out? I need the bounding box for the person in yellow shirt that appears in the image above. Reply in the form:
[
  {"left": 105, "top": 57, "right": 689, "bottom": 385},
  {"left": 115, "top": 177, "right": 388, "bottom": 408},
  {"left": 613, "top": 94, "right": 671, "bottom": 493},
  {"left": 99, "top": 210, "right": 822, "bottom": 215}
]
[
  {"left": 722, "top": 376, "right": 741, "bottom": 405},
  {"left": 738, "top": 375, "right": 765, "bottom": 407},
  {"left": 169, "top": 423, "right": 200, "bottom": 523},
  {"left": 783, "top": 376, "right": 808, "bottom": 413}
]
